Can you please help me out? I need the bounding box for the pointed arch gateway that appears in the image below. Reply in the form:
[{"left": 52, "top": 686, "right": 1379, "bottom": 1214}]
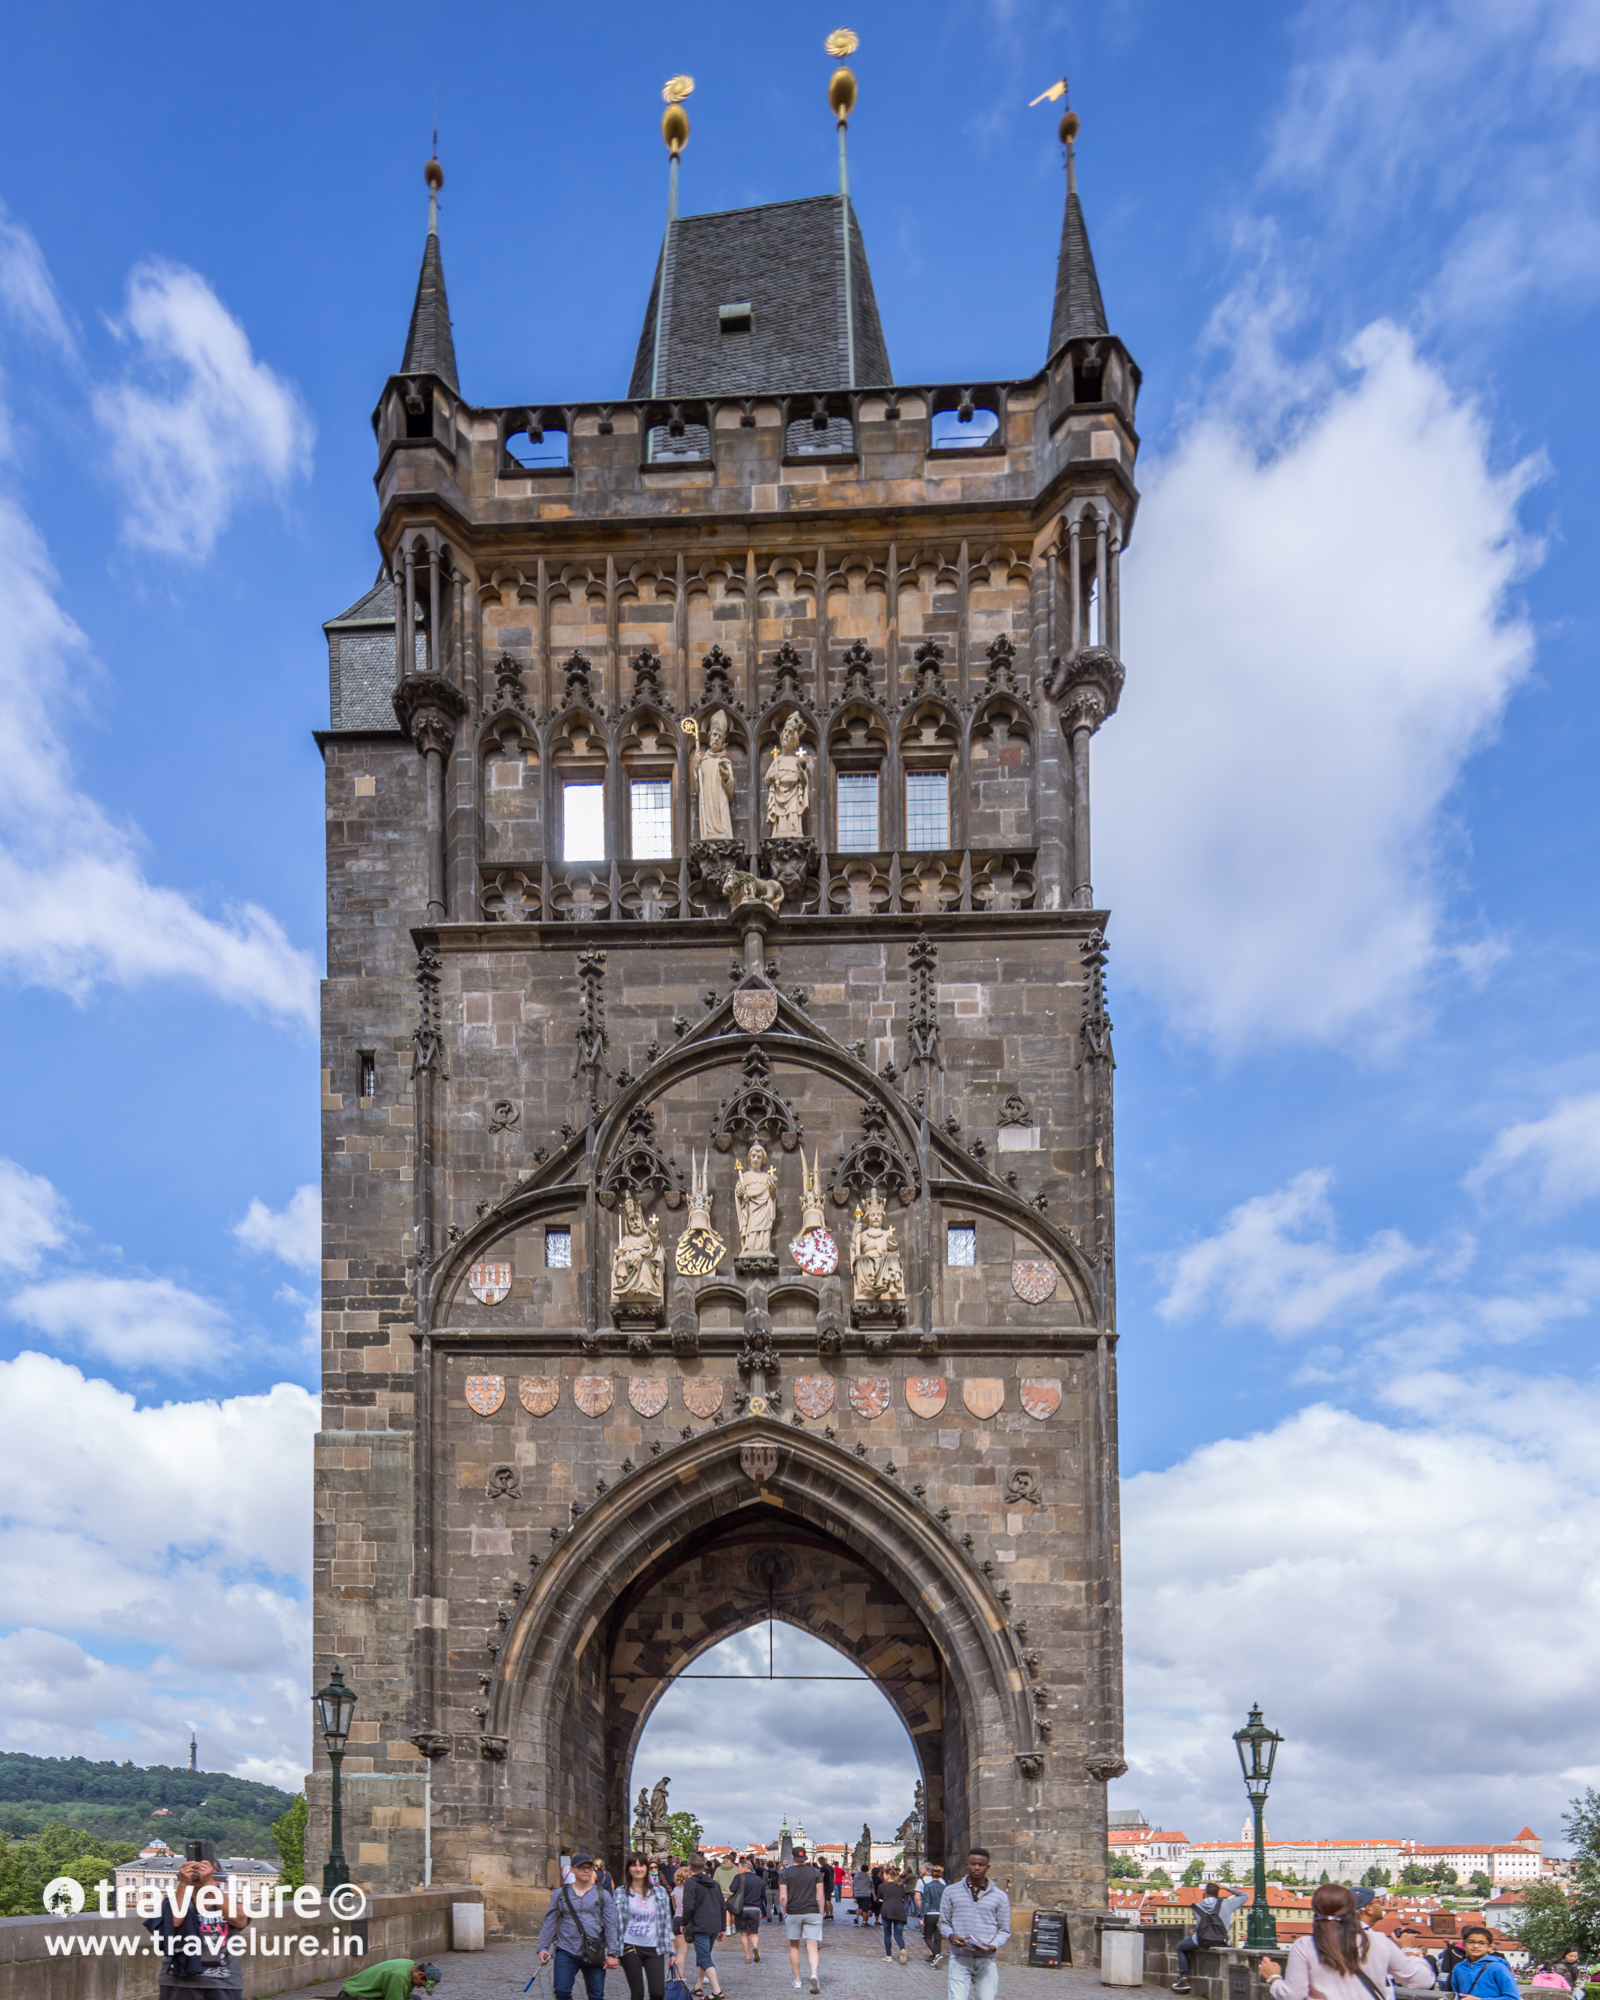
[{"left": 488, "top": 1415, "right": 1033, "bottom": 1877}]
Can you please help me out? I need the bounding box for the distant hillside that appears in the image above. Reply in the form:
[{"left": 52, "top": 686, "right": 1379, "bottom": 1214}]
[{"left": 0, "top": 1754, "right": 297, "bottom": 1858}]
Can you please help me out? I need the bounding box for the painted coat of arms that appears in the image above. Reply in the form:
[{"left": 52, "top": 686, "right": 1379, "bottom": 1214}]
[
  {"left": 675, "top": 1225, "right": 727, "bottom": 1277},
  {"left": 1011, "top": 1258, "right": 1058, "bottom": 1304},
  {"left": 848, "top": 1376, "right": 891, "bottom": 1420},
  {"left": 790, "top": 1225, "right": 838, "bottom": 1276},
  {"left": 519, "top": 1376, "right": 560, "bottom": 1417},
  {"left": 468, "top": 1260, "right": 512, "bottom": 1305},
  {"left": 793, "top": 1376, "right": 835, "bottom": 1420},
  {"left": 628, "top": 1376, "right": 670, "bottom": 1419},
  {"left": 1020, "top": 1378, "right": 1062, "bottom": 1421},
  {"left": 732, "top": 989, "right": 778, "bottom": 1033},
  {"left": 740, "top": 1444, "right": 780, "bottom": 1484},
  {"left": 905, "top": 1376, "right": 948, "bottom": 1419},
  {"left": 465, "top": 1375, "right": 505, "bottom": 1416},
  {"left": 962, "top": 1378, "right": 1006, "bottom": 1420},
  {"left": 682, "top": 1376, "right": 724, "bottom": 1419},
  {"left": 573, "top": 1375, "right": 614, "bottom": 1418}
]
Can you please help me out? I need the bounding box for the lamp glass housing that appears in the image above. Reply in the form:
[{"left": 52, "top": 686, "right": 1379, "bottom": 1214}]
[
  {"left": 1233, "top": 1703, "right": 1282, "bottom": 1788},
  {"left": 314, "top": 1667, "right": 357, "bottom": 1752}
]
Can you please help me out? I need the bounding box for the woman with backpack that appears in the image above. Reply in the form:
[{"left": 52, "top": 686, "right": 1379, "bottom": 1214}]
[
  {"left": 614, "top": 1853, "right": 676, "bottom": 2000},
  {"left": 1258, "top": 1883, "right": 1439, "bottom": 2000}
]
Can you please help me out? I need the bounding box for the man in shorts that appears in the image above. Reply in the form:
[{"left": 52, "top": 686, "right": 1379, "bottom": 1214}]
[
  {"left": 780, "top": 1844, "right": 825, "bottom": 1995},
  {"left": 731, "top": 1854, "right": 767, "bottom": 1965}
]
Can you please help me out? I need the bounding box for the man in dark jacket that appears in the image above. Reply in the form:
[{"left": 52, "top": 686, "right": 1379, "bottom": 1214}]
[
  {"left": 681, "top": 1857, "right": 727, "bottom": 2000},
  {"left": 730, "top": 1856, "right": 767, "bottom": 1966}
]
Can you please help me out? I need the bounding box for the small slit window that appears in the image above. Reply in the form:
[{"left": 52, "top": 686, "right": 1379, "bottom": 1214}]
[
  {"left": 546, "top": 1228, "right": 573, "bottom": 1270},
  {"left": 905, "top": 771, "right": 950, "bottom": 851},
  {"left": 358, "top": 1050, "right": 376, "bottom": 1100},
  {"left": 719, "top": 302, "right": 753, "bottom": 335},
  {"left": 562, "top": 782, "right": 606, "bottom": 862},
  {"left": 835, "top": 772, "right": 879, "bottom": 853},
  {"left": 630, "top": 779, "right": 673, "bottom": 859},
  {"left": 947, "top": 1225, "right": 977, "bottom": 1267},
  {"left": 930, "top": 406, "right": 1000, "bottom": 449}
]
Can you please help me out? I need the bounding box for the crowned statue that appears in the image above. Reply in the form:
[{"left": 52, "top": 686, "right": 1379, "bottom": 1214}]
[
  {"left": 734, "top": 1142, "right": 779, "bottom": 1273},
  {"left": 688, "top": 709, "right": 736, "bottom": 843},
  {"left": 610, "top": 1193, "right": 664, "bottom": 1315},
  {"left": 850, "top": 1190, "right": 905, "bottom": 1303},
  {"left": 764, "top": 713, "right": 811, "bottom": 838}
]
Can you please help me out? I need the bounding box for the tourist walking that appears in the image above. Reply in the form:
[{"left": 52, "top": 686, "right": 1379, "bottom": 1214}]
[
  {"left": 615, "top": 1854, "right": 676, "bottom": 2000},
  {"left": 870, "top": 1865, "right": 884, "bottom": 1927},
  {"left": 939, "top": 1849, "right": 1011, "bottom": 2000},
  {"left": 851, "top": 1865, "right": 872, "bottom": 1926},
  {"left": 1260, "top": 1886, "right": 1439, "bottom": 2000},
  {"left": 918, "top": 1864, "right": 946, "bottom": 1965},
  {"left": 537, "top": 1852, "right": 621, "bottom": 2000},
  {"left": 681, "top": 1856, "right": 728, "bottom": 2000},
  {"left": 731, "top": 1855, "right": 767, "bottom": 1966},
  {"left": 714, "top": 1855, "right": 739, "bottom": 1936},
  {"left": 1170, "top": 1882, "right": 1249, "bottom": 1993},
  {"left": 780, "top": 1843, "right": 826, "bottom": 1994},
  {"left": 880, "top": 1865, "right": 909, "bottom": 1964}
]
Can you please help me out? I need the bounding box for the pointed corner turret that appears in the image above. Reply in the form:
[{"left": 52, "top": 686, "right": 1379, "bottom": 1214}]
[
  {"left": 401, "top": 156, "right": 460, "bottom": 394},
  {"left": 1047, "top": 108, "right": 1109, "bottom": 363}
]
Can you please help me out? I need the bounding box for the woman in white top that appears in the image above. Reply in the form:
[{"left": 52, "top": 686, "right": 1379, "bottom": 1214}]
[
  {"left": 613, "top": 1852, "right": 676, "bottom": 2000},
  {"left": 1261, "top": 1885, "right": 1436, "bottom": 2000}
]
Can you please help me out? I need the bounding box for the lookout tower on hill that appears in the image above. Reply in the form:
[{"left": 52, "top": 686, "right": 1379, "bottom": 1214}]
[{"left": 312, "top": 51, "right": 1138, "bottom": 1954}]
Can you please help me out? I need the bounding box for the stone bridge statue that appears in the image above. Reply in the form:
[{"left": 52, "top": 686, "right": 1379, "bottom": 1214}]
[{"left": 852, "top": 1823, "right": 872, "bottom": 1871}]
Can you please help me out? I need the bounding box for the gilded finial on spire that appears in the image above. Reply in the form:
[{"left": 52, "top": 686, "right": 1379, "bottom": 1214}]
[
  {"left": 424, "top": 150, "right": 443, "bottom": 237},
  {"left": 826, "top": 29, "right": 859, "bottom": 123},
  {"left": 660, "top": 75, "right": 693, "bottom": 223}
]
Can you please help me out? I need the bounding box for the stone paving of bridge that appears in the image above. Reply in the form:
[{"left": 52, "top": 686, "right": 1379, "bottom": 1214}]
[{"left": 273, "top": 1906, "right": 1115, "bottom": 2000}]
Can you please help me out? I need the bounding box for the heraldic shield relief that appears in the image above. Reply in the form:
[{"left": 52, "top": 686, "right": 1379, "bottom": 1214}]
[
  {"left": 465, "top": 1375, "right": 505, "bottom": 1416},
  {"left": 519, "top": 1376, "right": 560, "bottom": 1417},
  {"left": 790, "top": 1225, "right": 839, "bottom": 1276},
  {"left": 682, "top": 1376, "right": 724, "bottom": 1419},
  {"left": 1011, "top": 1258, "right": 1058, "bottom": 1304},
  {"left": 1020, "top": 1378, "right": 1062, "bottom": 1421},
  {"left": 676, "top": 1224, "right": 727, "bottom": 1277},
  {"left": 962, "top": 1378, "right": 1006, "bottom": 1420},
  {"left": 468, "top": 1260, "right": 512, "bottom": 1305},
  {"left": 628, "top": 1376, "right": 670, "bottom": 1419},
  {"left": 732, "top": 989, "right": 778, "bottom": 1033},
  {"left": 793, "top": 1375, "right": 836, "bottom": 1419},
  {"left": 574, "top": 1375, "right": 614, "bottom": 1417},
  {"left": 848, "top": 1376, "right": 891, "bottom": 1420},
  {"left": 905, "top": 1376, "right": 948, "bottom": 1419}
]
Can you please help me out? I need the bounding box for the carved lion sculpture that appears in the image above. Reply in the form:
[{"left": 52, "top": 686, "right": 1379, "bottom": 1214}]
[{"left": 719, "top": 865, "right": 784, "bottom": 916}]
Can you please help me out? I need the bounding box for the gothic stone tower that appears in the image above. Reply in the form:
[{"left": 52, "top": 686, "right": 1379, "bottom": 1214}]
[{"left": 312, "top": 90, "right": 1138, "bottom": 1949}]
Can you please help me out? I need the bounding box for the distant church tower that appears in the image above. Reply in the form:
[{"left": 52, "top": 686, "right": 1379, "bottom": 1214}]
[{"left": 313, "top": 53, "right": 1137, "bottom": 1953}]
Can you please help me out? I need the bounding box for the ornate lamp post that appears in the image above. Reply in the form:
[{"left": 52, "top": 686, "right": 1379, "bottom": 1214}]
[
  {"left": 1234, "top": 1704, "right": 1283, "bottom": 1950},
  {"left": 315, "top": 1666, "right": 358, "bottom": 1892}
]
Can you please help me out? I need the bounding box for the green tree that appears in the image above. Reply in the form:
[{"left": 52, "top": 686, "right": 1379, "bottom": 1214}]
[
  {"left": 1319, "top": 1871, "right": 1331, "bottom": 1886},
  {"left": 1147, "top": 1869, "right": 1172, "bottom": 1888},
  {"left": 272, "top": 1794, "right": 307, "bottom": 1890},
  {"left": 1218, "top": 1863, "right": 1237, "bottom": 1884},
  {"left": 1181, "top": 1861, "right": 1204, "bottom": 1887},
  {"left": 666, "top": 1810, "right": 704, "bottom": 1856},
  {"left": 1433, "top": 1866, "right": 1460, "bottom": 1888},
  {"left": 1362, "top": 1867, "right": 1392, "bottom": 1888},
  {"left": 1108, "top": 1855, "right": 1144, "bottom": 1880},
  {"left": 1468, "top": 1871, "right": 1491, "bottom": 1898},
  {"left": 0, "top": 1823, "right": 134, "bottom": 1918},
  {"left": 1519, "top": 1882, "right": 1582, "bottom": 1964},
  {"left": 1399, "top": 1864, "right": 1429, "bottom": 1888}
]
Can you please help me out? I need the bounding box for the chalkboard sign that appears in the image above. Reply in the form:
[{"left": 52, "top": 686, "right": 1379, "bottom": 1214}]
[{"left": 1029, "top": 1912, "right": 1069, "bottom": 1967}]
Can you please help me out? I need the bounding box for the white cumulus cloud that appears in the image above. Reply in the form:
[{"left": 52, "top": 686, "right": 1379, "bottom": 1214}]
[
  {"left": 0, "top": 203, "right": 73, "bottom": 357},
  {"left": 1160, "top": 1169, "right": 1419, "bottom": 1335},
  {"left": 1100, "top": 322, "right": 1537, "bottom": 1052},
  {"left": 1467, "top": 1089, "right": 1600, "bottom": 1212},
  {"left": 9, "top": 1271, "right": 233, "bottom": 1370},
  {"left": 234, "top": 1185, "right": 320, "bottom": 1275},
  {"left": 0, "top": 1157, "right": 69, "bottom": 1273},
  {"left": 93, "top": 260, "right": 313, "bottom": 560}
]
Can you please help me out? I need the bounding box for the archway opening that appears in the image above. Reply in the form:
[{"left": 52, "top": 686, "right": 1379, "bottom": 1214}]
[{"left": 628, "top": 1620, "right": 924, "bottom": 1857}]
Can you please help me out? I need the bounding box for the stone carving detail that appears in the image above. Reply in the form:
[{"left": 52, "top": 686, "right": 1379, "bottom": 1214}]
[
  {"left": 610, "top": 1193, "right": 665, "bottom": 1326},
  {"left": 669, "top": 1278, "right": 699, "bottom": 1358},
  {"left": 1084, "top": 1753, "right": 1130, "bottom": 1783},
  {"left": 574, "top": 950, "right": 607, "bottom": 1119},
  {"left": 740, "top": 1443, "right": 780, "bottom": 1485},
  {"left": 393, "top": 671, "right": 467, "bottom": 756},
  {"left": 519, "top": 1376, "right": 559, "bottom": 1417},
  {"left": 629, "top": 1376, "right": 669, "bottom": 1419},
  {"left": 848, "top": 1376, "right": 891, "bottom": 1420},
  {"left": 630, "top": 644, "right": 669, "bottom": 709},
  {"left": 816, "top": 1277, "right": 845, "bottom": 1356},
  {"left": 485, "top": 1464, "right": 520, "bottom": 1499},
  {"left": 734, "top": 1143, "right": 780, "bottom": 1276},
  {"left": 732, "top": 989, "right": 778, "bottom": 1033},
  {"left": 1080, "top": 929, "right": 1113, "bottom": 1066},
  {"left": 904, "top": 637, "right": 947, "bottom": 704},
  {"left": 962, "top": 1378, "right": 1006, "bottom": 1420},
  {"left": 849, "top": 1190, "right": 907, "bottom": 1329},
  {"left": 674, "top": 1151, "right": 728, "bottom": 1277},
  {"left": 720, "top": 862, "right": 784, "bottom": 916},
  {"left": 764, "top": 712, "right": 812, "bottom": 838},
  {"left": 411, "top": 1731, "right": 451, "bottom": 1760},
  {"left": 983, "top": 633, "right": 1020, "bottom": 695},
  {"left": 682, "top": 1376, "right": 724, "bottom": 1420},
  {"left": 907, "top": 938, "right": 942, "bottom": 1073},
  {"left": 830, "top": 1099, "right": 918, "bottom": 1207},
  {"left": 905, "top": 1376, "right": 948, "bottom": 1419},
  {"left": 598, "top": 1103, "right": 685, "bottom": 1211},
  {"left": 836, "top": 638, "right": 875, "bottom": 704},
  {"left": 488, "top": 1099, "right": 519, "bottom": 1132},
  {"left": 1011, "top": 1258, "right": 1058, "bottom": 1304},
  {"left": 574, "top": 1375, "right": 614, "bottom": 1417},
  {"left": 560, "top": 649, "right": 595, "bottom": 707},
  {"left": 1046, "top": 642, "right": 1125, "bottom": 728},
  {"left": 687, "top": 708, "right": 736, "bottom": 841},
  {"left": 1000, "top": 1092, "right": 1032, "bottom": 1126},
  {"left": 700, "top": 645, "right": 738, "bottom": 708},
  {"left": 711, "top": 1046, "right": 803, "bottom": 1154},
  {"left": 1005, "top": 1467, "right": 1042, "bottom": 1505},
  {"left": 465, "top": 1376, "right": 505, "bottom": 1416},
  {"left": 1016, "top": 1753, "right": 1045, "bottom": 1782},
  {"left": 468, "top": 1261, "right": 512, "bottom": 1305},
  {"left": 479, "top": 1734, "right": 510, "bottom": 1761},
  {"left": 793, "top": 1376, "right": 836, "bottom": 1420},
  {"left": 412, "top": 946, "right": 445, "bottom": 1079},
  {"left": 789, "top": 1152, "right": 839, "bottom": 1274},
  {"left": 1020, "top": 1378, "right": 1062, "bottom": 1421}
]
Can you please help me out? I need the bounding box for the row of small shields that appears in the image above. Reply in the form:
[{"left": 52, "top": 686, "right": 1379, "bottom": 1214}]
[
  {"left": 464, "top": 1373, "right": 1062, "bottom": 1421},
  {"left": 468, "top": 1256, "right": 1061, "bottom": 1304}
]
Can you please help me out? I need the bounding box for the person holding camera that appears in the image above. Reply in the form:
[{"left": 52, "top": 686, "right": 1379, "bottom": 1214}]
[
  {"left": 538, "top": 1853, "right": 621, "bottom": 2000},
  {"left": 143, "top": 1854, "right": 252, "bottom": 1998}
]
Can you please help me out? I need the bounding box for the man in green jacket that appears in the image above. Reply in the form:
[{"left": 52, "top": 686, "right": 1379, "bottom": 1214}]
[{"left": 333, "top": 1959, "right": 442, "bottom": 2000}]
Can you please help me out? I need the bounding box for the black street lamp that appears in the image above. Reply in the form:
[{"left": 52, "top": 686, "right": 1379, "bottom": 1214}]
[
  {"left": 315, "top": 1666, "right": 358, "bottom": 1893},
  {"left": 1234, "top": 1703, "right": 1283, "bottom": 1950}
]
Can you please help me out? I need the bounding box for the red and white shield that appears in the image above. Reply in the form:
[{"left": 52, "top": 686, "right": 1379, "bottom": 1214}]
[
  {"left": 465, "top": 1375, "right": 505, "bottom": 1416},
  {"left": 733, "top": 990, "right": 779, "bottom": 1033},
  {"left": 790, "top": 1226, "right": 839, "bottom": 1276},
  {"left": 629, "top": 1376, "right": 669, "bottom": 1419},
  {"left": 905, "top": 1376, "right": 948, "bottom": 1420},
  {"left": 793, "top": 1376, "right": 835, "bottom": 1420},
  {"left": 468, "top": 1261, "right": 512, "bottom": 1305},
  {"left": 1020, "top": 1378, "right": 1062, "bottom": 1421},
  {"left": 1011, "top": 1259, "right": 1058, "bottom": 1304},
  {"left": 574, "top": 1375, "right": 614, "bottom": 1418},
  {"left": 849, "top": 1376, "right": 890, "bottom": 1420}
]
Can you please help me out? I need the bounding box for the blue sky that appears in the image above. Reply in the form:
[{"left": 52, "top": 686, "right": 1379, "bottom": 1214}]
[{"left": 0, "top": 0, "right": 1596, "bottom": 1851}]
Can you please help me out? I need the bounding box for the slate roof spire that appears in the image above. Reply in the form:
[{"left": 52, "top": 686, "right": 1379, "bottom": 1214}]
[
  {"left": 400, "top": 155, "right": 459, "bottom": 393},
  {"left": 1047, "top": 108, "right": 1109, "bottom": 362}
]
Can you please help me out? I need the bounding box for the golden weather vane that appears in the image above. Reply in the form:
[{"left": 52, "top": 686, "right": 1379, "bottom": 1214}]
[
  {"left": 662, "top": 75, "right": 695, "bottom": 103},
  {"left": 825, "top": 28, "right": 859, "bottom": 56},
  {"left": 1029, "top": 77, "right": 1069, "bottom": 106}
]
